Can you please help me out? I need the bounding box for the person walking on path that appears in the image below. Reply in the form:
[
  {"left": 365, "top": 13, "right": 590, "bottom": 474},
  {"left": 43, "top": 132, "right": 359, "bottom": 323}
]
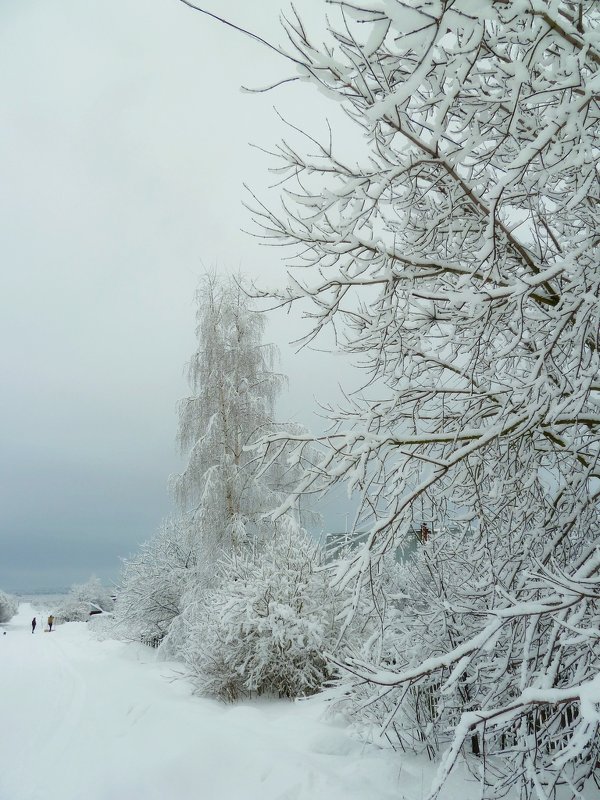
[
  {"left": 31, "top": 617, "right": 36, "bottom": 634},
  {"left": 47, "top": 615, "right": 54, "bottom": 632}
]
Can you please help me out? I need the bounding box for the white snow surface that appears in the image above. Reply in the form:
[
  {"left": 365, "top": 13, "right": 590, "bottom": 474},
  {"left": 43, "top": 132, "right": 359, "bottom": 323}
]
[{"left": 0, "top": 603, "right": 479, "bottom": 800}]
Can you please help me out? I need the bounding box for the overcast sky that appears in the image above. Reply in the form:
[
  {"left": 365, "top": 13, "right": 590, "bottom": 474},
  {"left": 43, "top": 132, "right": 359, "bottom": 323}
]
[{"left": 0, "top": 0, "right": 354, "bottom": 592}]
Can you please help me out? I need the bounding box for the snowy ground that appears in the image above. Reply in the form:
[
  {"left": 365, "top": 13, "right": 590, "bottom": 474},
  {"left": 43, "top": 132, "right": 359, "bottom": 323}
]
[{"left": 1, "top": 603, "right": 480, "bottom": 800}]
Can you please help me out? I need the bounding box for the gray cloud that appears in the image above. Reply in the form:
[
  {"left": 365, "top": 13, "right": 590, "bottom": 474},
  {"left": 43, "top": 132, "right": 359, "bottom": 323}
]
[{"left": 1, "top": 0, "right": 352, "bottom": 592}]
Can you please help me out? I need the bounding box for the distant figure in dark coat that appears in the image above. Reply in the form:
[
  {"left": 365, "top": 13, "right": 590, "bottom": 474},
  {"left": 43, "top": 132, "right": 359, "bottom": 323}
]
[
  {"left": 47, "top": 615, "right": 54, "bottom": 632},
  {"left": 31, "top": 617, "right": 36, "bottom": 634}
]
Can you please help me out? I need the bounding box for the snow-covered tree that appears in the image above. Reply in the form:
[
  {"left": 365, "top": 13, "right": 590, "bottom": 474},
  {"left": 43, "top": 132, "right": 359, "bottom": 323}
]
[
  {"left": 183, "top": 1, "right": 599, "bottom": 796},
  {"left": 172, "top": 273, "right": 291, "bottom": 579},
  {"left": 0, "top": 590, "right": 18, "bottom": 623},
  {"left": 55, "top": 576, "right": 114, "bottom": 623}
]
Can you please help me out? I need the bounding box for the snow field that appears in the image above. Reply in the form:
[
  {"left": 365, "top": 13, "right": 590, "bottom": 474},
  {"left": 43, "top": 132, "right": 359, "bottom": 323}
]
[
  {"left": 0, "top": 604, "right": 402, "bottom": 799},
  {"left": 0, "top": 603, "right": 483, "bottom": 800}
]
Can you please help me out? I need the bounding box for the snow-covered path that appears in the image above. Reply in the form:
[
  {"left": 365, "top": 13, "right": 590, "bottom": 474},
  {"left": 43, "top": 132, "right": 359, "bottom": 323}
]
[{"left": 1, "top": 604, "right": 411, "bottom": 800}]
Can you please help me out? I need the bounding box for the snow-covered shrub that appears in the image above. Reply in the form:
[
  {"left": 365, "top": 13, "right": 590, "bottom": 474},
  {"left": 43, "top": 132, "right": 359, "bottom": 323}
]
[
  {"left": 173, "top": 524, "right": 343, "bottom": 701},
  {"left": 55, "top": 576, "right": 114, "bottom": 623},
  {"left": 111, "top": 517, "right": 198, "bottom": 646},
  {"left": 0, "top": 590, "right": 18, "bottom": 623}
]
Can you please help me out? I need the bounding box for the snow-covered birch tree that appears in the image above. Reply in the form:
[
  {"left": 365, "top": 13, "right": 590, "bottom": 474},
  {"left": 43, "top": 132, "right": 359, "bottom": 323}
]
[
  {"left": 172, "top": 273, "right": 292, "bottom": 573},
  {"left": 181, "top": 1, "right": 600, "bottom": 796}
]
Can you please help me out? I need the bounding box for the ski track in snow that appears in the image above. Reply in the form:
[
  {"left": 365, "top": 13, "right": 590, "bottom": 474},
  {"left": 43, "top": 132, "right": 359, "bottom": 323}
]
[{"left": 0, "top": 604, "right": 478, "bottom": 800}]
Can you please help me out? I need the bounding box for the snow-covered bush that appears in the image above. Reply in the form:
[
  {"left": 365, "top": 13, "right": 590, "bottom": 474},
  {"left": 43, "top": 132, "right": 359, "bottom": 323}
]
[
  {"left": 55, "top": 576, "right": 114, "bottom": 623},
  {"left": 172, "top": 524, "right": 343, "bottom": 701},
  {"left": 0, "top": 590, "right": 18, "bottom": 623},
  {"left": 111, "top": 518, "right": 198, "bottom": 646}
]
